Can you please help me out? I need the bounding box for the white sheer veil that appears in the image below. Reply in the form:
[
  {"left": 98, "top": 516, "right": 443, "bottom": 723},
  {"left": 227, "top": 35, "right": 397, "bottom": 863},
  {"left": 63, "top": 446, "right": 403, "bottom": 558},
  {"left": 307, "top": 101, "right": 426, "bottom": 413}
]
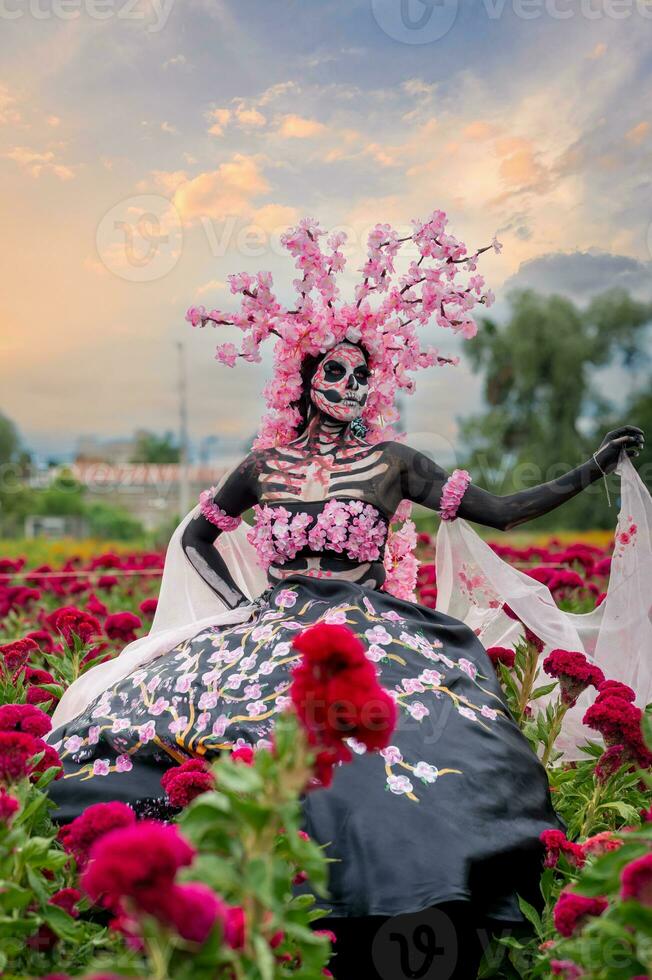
[
  {"left": 435, "top": 454, "right": 652, "bottom": 758},
  {"left": 50, "top": 479, "right": 266, "bottom": 731}
]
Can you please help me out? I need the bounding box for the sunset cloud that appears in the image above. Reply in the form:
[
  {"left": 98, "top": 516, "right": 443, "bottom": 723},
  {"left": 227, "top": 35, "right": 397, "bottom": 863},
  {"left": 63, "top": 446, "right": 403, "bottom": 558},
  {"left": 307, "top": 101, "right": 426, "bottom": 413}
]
[
  {"left": 625, "top": 121, "right": 650, "bottom": 145},
  {"left": 173, "top": 154, "right": 270, "bottom": 221},
  {"left": 3, "top": 145, "right": 74, "bottom": 180},
  {"left": 277, "top": 114, "right": 326, "bottom": 139}
]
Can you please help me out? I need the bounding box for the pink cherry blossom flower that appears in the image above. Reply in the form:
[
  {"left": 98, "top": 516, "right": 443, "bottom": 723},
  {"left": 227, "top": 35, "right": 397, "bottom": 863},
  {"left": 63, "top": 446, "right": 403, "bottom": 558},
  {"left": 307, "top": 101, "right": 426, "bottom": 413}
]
[
  {"left": 387, "top": 774, "right": 414, "bottom": 795},
  {"left": 92, "top": 759, "right": 110, "bottom": 776},
  {"left": 380, "top": 745, "right": 403, "bottom": 765},
  {"left": 414, "top": 761, "right": 438, "bottom": 783}
]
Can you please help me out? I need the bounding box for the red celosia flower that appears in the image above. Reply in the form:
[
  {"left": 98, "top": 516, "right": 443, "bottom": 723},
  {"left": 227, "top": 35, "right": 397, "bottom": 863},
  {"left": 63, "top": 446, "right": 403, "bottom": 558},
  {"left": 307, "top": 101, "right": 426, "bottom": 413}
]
[
  {"left": 50, "top": 887, "right": 82, "bottom": 918},
  {"left": 104, "top": 611, "right": 142, "bottom": 642},
  {"left": 550, "top": 961, "right": 583, "bottom": 978},
  {"left": 595, "top": 743, "right": 631, "bottom": 782},
  {"left": 0, "top": 730, "right": 40, "bottom": 783},
  {"left": 139, "top": 598, "right": 158, "bottom": 617},
  {"left": 543, "top": 649, "right": 605, "bottom": 706},
  {"left": 0, "top": 637, "right": 38, "bottom": 672},
  {"left": 594, "top": 679, "right": 636, "bottom": 704},
  {"left": 502, "top": 605, "right": 544, "bottom": 652},
  {"left": 581, "top": 831, "right": 622, "bottom": 858},
  {"left": 25, "top": 629, "right": 57, "bottom": 653},
  {"left": 232, "top": 745, "right": 255, "bottom": 765},
  {"left": 540, "top": 829, "right": 585, "bottom": 869},
  {"left": 0, "top": 788, "right": 19, "bottom": 823},
  {"left": 291, "top": 624, "right": 396, "bottom": 753},
  {"left": 162, "top": 882, "right": 229, "bottom": 944},
  {"left": 86, "top": 594, "right": 109, "bottom": 618},
  {"left": 583, "top": 696, "right": 643, "bottom": 747},
  {"left": 553, "top": 890, "right": 608, "bottom": 937},
  {"left": 0, "top": 703, "right": 52, "bottom": 738},
  {"left": 310, "top": 740, "right": 353, "bottom": 789},
  {"left": 30, "top": 741, "right": 63, "bottom": 782},
  {"left": 82, "top": 821, "right": 196, "bottom": 918},
  {"left": 59, "top": 801, "right": 136, "bottom": 868},
  {"left": 640, "top": 805, "right": 652, "bottom": 823},
  {"left": 0, "top": 557, "right": 25, "bottom": 574},
  {"left": 620, "top": 853, "right": 652, "bottom": 907},
  {"left": 161, "top": 759, "right": 215, "bottom": 808},
  {"left": 46, "top": 606, "right": 101, "bottom": 646},
  {"left": 486, "top": 646, "right": 516, "bottom": 670}
]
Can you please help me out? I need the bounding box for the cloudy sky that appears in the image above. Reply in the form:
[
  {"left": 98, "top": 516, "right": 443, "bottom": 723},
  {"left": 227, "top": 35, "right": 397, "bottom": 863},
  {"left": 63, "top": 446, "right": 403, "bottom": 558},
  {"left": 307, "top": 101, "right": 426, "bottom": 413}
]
[{"left": 1, "top": 0, "right": 651, "bottom": 462}]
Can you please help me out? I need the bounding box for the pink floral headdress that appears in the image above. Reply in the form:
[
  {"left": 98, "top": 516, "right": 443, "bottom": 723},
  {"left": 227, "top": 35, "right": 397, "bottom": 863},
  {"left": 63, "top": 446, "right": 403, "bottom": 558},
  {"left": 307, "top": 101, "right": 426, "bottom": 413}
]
[{"left": 186, "top": 211, "right": 500, "bottom": 450}]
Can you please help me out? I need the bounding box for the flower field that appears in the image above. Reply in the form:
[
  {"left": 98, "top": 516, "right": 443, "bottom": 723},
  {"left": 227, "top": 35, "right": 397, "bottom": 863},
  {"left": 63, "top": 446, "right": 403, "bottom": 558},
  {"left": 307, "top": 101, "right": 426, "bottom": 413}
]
[{"left": 0, "top": 536, "right": 651, "bottom": 980}]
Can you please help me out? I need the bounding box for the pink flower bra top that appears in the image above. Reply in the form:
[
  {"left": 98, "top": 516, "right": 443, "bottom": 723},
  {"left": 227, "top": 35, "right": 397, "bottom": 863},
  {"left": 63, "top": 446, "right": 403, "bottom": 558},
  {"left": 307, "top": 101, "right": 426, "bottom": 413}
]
[{"left": 246, "top": 498, "right": 389, "bottom": 571}]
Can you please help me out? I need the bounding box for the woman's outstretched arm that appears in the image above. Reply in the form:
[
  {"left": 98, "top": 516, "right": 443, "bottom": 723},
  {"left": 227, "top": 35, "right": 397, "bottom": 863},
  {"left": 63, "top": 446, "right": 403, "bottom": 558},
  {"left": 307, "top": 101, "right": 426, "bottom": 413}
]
[
  {"left": 181, "top": 456, "right": 259, "bottom": 608},
  {"left": 397, "top": 426, "right": 645, "bottom": 531}
]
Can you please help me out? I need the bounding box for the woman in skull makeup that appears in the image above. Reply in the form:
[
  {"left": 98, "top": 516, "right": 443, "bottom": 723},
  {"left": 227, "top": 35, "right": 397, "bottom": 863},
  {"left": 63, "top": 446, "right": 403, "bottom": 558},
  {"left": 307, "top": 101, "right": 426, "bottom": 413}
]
[{"left": 47, "top": 216, "right": 648, "bottom": 978}]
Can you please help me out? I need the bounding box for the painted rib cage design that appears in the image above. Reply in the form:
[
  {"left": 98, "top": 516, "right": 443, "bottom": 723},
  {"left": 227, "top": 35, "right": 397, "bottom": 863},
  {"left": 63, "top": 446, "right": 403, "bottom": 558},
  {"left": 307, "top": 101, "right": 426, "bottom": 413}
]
[{"left": 253, "top": 432, "right": 392, "bottom": 586}]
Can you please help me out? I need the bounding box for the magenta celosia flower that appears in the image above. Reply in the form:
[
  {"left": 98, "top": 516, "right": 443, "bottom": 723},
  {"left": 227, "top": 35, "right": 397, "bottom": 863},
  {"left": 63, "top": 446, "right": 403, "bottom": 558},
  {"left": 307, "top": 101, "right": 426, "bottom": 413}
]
[
  {"left": 58, "top": 801, "right": 136, "bottom": 868},
  {"left": 0, "top": 637, "right": 38, "bottom": 672},
  {"left": 0, "top": 789, "right": 19, "bottom": 824},
  {"left": 0, "top": 730, "right": 41, "bottom": 783},
  {"left": 104, "top": 612, "right": 142, "bottom": 642},
  {"left": 161, "top": 759, "right": 215, "bottom": 808},
  {"left": 139, "top": 597, "right": 158, "bottom": 617},
  {"left": 543, "top": 649, "right": 605, "bottom": 705},
  {"left": 583, "top": 696, "right": 643, "bottom": 747},
  {"left": 46, "top": 606, "right": 101, "bottom": 646},
  {"left": 502, "top": 604, "right": 544, "bottom": 652},
  {"left": 550, "top": 961, "right": 583, "bottom": 978},
  {"left": 553, "top": 891, "right": 608, "bottom": 937},
  {"left": 486, "top": 646, "right": 516, "bottom": 669},
  {"left": 594, "top": 679, "right": 636, "bottom": 704},
  {"left": 581, "top": 831, "right": 622, "bottom": 859},
  {"left": 540, "top": 829, "right": 585, "bottom": 869},
  {"left": 82, "top": 821, "right": 196, "bottom": 915},
  {"left": 620, "top": 853, "right": 652, "bottom": 907},
  {"left": 0, "top": 703, "right": 52, "bottom": 738},
  {"left": 162, "top": 882, "right": 230, "bottom": 944}
]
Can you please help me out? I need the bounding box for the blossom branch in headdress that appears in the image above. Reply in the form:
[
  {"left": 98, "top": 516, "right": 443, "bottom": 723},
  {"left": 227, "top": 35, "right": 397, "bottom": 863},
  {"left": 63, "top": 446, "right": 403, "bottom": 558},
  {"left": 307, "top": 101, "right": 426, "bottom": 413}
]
[{"left": 186, "top": 212, "right": 500, "bottom": 449}]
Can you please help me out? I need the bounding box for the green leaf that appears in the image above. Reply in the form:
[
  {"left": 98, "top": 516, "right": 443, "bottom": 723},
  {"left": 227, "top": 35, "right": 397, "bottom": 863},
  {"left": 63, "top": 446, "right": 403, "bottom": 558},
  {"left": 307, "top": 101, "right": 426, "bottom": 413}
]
[
  {"left": 41, "top": 902, "right": 82, "bottom": 943},
  {"left": 531, "top": 682, "right": 558, "bottom": 699},
  {"left": 517, "top": 895, "right": 542, "bottom": 937},
  {"left": 0, "top": 882, "right": 32, "bottom": 912},
  {"left": 598, "top": 801, "right": 640, "bottom": 823},
  {"left": 215, "top": 761, "right": 264, "bottom": 794},
  {"left": 253, "top": 933, "right": 276, "bottom": 980}
]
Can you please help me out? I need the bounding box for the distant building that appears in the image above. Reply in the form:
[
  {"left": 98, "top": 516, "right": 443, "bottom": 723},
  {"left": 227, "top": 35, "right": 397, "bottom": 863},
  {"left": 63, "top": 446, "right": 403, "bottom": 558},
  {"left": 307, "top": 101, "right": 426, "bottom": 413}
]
[
  {"left": 75, "top": 432, "right": 148, "bottom": 465},
  {"left": 67, "top": 462, "right": 237, "bottom": 530},
  {"left": 25, "top": 514, "right": 89, "bottom": 539}
]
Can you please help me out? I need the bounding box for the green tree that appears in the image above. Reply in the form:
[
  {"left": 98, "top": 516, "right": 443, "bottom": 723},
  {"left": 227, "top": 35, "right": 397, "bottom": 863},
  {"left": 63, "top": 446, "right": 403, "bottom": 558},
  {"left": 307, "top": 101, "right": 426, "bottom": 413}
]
[
  {"left": 130, "top": 430, "right": 180, "bottom": 464},
  {"left": 460, "top": 288, "right": 651, "bottom": 529},
  {"left": 0, "top": 411, "right": 20, "bottom": 464}
]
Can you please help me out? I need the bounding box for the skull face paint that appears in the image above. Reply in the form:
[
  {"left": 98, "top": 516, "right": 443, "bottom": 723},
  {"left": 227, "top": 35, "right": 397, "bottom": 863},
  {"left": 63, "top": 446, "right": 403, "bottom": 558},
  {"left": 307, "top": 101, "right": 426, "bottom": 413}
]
[{"left": 310, "top": 343, "right": 371, "bottom": 423}]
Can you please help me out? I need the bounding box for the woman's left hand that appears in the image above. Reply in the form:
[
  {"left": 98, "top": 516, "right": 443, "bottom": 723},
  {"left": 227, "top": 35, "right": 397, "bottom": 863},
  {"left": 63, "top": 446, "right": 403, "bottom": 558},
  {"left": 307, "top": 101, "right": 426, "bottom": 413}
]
[{"left": 595, "top": 425, "right": 645, "bottom": 473}]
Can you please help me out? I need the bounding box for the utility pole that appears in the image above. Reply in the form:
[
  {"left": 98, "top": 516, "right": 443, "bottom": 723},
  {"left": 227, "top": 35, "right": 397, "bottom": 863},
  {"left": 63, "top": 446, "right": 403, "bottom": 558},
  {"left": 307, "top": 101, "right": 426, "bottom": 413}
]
[{"left": 177, "top": 341, "right": 190, "bottom": 516}]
